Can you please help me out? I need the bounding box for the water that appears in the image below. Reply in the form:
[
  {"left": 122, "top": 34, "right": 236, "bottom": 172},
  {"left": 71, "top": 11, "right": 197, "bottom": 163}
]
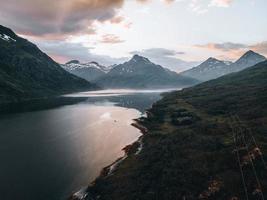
[{"left": 0, "top": 89, "right": 176, "bottom": 200}]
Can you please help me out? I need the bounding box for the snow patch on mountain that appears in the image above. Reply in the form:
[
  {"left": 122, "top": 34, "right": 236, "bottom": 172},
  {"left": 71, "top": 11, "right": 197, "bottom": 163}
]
[
  {"left": 0, "top": 33, "right": 16, "bottom": 42},
  {"left": 62, "top": 61, "right": 111, "bottom": 73}
]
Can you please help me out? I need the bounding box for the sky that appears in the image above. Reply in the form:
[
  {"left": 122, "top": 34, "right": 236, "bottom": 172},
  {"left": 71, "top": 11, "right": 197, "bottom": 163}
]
[{"left": 0, "top": 0, "right": 266, "bottom": 72}]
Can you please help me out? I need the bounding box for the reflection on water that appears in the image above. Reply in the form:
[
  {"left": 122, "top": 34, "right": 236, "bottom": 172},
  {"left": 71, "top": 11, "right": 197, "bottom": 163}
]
[
  {"left": 0, "top": 89, "right": 177, "bottom": 200},
  {"left": 66, "top": 89, "right": 178, "bottom": 112},
  {"left": 64, "top": 88, "right": 177, "bottom": 98}
]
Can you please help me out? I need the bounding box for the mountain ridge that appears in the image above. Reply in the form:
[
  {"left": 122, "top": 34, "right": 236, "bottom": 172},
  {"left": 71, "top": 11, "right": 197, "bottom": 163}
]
[
  {"left": 0, "top": 25, "right": 98, "bottom": 103},
  {"left": 94, "top": 54, "right": 199, "bottom": 89},
  {"left": 180, "top": 50, "right": 266, "bottom": 82},
  {"left": 62, "top": 60, "right": 112, "bottom": 82}
]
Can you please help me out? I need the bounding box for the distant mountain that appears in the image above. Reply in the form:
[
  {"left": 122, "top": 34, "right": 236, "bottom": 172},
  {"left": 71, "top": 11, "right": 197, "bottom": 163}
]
[
  {"left": 228, "top": 50, "right": 266, "bottom": 73},
  {"left": 180, "top": 50, "right": 266, "bottom": 82},
  {"left": 0, "top": 25, "right": 98, "bottom": 103},
  {"left": 180, "top": 57, "right": 232, "bottom": 81},
  {"left": 62, "top": 60, "right": 112, "bottom": 81},
  {"left": 94, "top": 55, "right": 199, "bottom": 89}
]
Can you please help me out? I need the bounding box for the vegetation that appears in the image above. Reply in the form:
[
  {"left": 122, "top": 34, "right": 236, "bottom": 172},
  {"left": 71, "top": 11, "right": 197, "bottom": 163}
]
[
  {"left": 0, "top": 97, "right": 88, "bottom": 115},
  {"left": 0, "top": 25, "right": 98, "bottom": 104},
  {"left": 84, "top": 61, "right": 267, "bottom": 200}
]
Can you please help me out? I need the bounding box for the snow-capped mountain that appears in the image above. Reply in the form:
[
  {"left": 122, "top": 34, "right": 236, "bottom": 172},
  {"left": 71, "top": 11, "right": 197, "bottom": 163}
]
[
  {"left": 62, "top": 60, "right": 112, "bottom": 81},
  {"left": 0, "top": 33, "right": 16, "bottom": 42},
  {"left": 180, "top": 50, "right": 266, "bottom": 82},
  {"left": 94, "top": 55, "right": 199, "bottom": 89},
  {"left": 63, "top": 60, "right": 111, "bottom": 73}
]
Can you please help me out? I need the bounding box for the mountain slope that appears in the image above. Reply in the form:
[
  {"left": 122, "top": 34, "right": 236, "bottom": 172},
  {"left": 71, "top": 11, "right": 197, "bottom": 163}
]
[
  {"left": 181, "top": 50, "right": 266, "bottom": 82},
  {"left": 94, "top": 55, "right": 199, "bottom": 89},
  {"left": 228, "top": 50, "right": 266, "bottom": 73},
  {"left": 62, "top": 60, "right": 109, "bottom": 81},
  {"left": 180, "top": 57, "right": 231, "bottom": 81},
  {"left": 83, "top": 60, "right": 267, "bottom": 200},
  {"left": 0, "top": 25, "right": 97, "bottom": 103}
]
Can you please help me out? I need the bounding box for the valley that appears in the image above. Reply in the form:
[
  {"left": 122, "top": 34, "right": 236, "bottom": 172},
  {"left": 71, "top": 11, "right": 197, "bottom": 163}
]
[{"left": 0, "top": 15, "right": 266, "bottom": 200}]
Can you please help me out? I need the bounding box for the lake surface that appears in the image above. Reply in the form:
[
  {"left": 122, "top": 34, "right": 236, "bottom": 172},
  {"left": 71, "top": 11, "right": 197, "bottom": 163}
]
[{"left": 0, "top": 89, "right": 176, "bottom": 200}]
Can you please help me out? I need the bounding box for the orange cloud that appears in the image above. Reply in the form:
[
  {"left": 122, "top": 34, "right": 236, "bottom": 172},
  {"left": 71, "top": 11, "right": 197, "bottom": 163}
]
[
  {"left": 195, "top": 42, "right": 247, "bottom": 51},
  {"left": 100, "top": 34, "right": 125, "bottom": 44},
  {"left": 250, "top": 42, "right": 267, "bottom": 56},
  {"left": 209, "top": 0, "right": 234, "bottom": 7},
  {"left": 0, "top": 0, "right": 124, "bottom": 39},
  {"left": 0, "top": 0, "right": 175, "bottom": 40},
  {"left": 194, "top": 41, "right": 267, "bottom": 60},
  {"left": 110, "top": 16, "right": 125, "bottom": 24}
]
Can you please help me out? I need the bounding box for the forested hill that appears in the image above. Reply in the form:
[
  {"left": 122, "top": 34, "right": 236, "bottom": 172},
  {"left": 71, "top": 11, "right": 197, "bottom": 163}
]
[{"left": 84, "top": 60, "right": 267, "bottom": 200}]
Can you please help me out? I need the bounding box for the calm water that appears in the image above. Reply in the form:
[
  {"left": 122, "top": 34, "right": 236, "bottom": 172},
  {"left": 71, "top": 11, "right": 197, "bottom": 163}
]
[{"left": 0, "top": 89, "right": 176, "bottom": 200}]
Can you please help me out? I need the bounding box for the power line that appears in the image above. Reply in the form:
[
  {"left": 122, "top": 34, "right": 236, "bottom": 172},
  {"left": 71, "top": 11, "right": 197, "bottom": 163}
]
[{"left": 230, "top": 115, "right": 266, "bottom": 200}]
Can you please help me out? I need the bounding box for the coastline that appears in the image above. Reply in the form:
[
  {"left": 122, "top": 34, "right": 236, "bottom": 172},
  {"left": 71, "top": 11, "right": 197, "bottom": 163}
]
[
  {"left": 69, "top": 79, "right": 267, "bottom": 200},
  {"left": 69, "top": 117, "right": 149, "bottom": 200}
]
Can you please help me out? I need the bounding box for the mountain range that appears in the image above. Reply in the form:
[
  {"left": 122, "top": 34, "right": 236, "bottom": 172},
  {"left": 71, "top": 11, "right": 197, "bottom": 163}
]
[
  {"left": 0, "top": 25, "right": 97, "bottom": 103},
  {"left": 63, "top": 50, "right": 266, "bottom": 89},
  {"left": 93, "top": 55, "right": 199, "bottom": 89},
  {"left": 180, "top": 50, "right": 266, "bottom": 82},
  {"left": 1, "top": 24, "right": 267, "bottom": 103},
  {"left": 62, "top": 60, "right": 112, "bottom": 82}
]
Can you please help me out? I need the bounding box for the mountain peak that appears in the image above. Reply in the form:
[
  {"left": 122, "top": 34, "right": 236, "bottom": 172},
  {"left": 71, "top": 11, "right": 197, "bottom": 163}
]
[
  {"left": 240, "top": 50, "right": 264, "bottom": 59},
  {"left": 206, "top": 57, "right": 220, "bottom": 62},
  {"left": 202, "top": 57, "right": 224, "bottom": 65},
  {"left": 66, "top": 60, "right": 80, "bottom": 65},
  {"left": 245, "top": 50, "right": 257, "bottom": 55},
  {"left": 130, "top": 54, "right": 150, "bottom": 63},
  {"left": 0, "top": 25, "right": 18, "bottom": 43},
  {"left": 0, "top": 25, "right": 16, "bottom": 37},
  {"left": 235, "top": 50, "right": 266, "bottom": 64},
  {"left": 89, "top": 61, "right": 100, "bottom": 65}
]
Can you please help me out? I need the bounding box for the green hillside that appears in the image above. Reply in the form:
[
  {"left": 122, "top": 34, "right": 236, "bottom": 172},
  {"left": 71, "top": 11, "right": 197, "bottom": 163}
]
[{"left": 84, "top": 60, "right": 267, "bottom": 200}]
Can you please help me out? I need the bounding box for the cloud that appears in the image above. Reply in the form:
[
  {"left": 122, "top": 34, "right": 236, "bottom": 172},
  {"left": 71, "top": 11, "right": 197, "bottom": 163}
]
[
  {"left": 100, "top": 34, "right": 125, "bottom": 44},
  {"left": 194, "top": 41, "right": 267, "bottom": 60},
  {"left": 0, "top": 0, "right": 124, "bottom": 39},
  {"left": 130, "top": 48, "right": 198, "bottom": 72},
  {"left": 136, "top": 0, "right": 174, "bottom": 3},
  {"left": 131, "top": 48, "right": 185, "bottom": 57},
  {"left": 209, "top": 0, "right": 234, "bottom": 7},
  {"left": 250, "top": 41, "right": 267, "bottom": 55},
  {"left": 189, "top": 0, "right": 208, "bottom": 14},
  {"left": 0, "top": 0, "right": 176, "bottom": 40},
  {"left": 110, "top": 16, "right": 125, "bottom": 24},
  {"left": 188, "top": 0, "right": 235, "bottom": 14},
  {"left": 35, "top": 40, "right": 127, "bottom": 65},
  {"left": 195, "top": 42, "right": 248, "bottom": 51}
]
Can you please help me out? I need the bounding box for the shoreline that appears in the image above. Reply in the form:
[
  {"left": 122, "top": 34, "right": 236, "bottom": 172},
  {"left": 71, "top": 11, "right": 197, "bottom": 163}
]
[{"left": 69, "top": 119, "right": 148, "bottom": 200}]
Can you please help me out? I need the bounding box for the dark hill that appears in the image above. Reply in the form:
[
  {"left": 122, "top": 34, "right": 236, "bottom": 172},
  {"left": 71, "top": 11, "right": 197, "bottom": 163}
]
[
  {"left": 84, "top": 60, "right": 267, "bottom": 200},
  {"left": 0, "top": 25, "right": 97, "bottom": 103}
]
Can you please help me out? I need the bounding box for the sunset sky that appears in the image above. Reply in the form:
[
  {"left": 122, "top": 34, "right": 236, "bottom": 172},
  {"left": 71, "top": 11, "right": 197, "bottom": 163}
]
[{"left": 0, "top": 0, "right": 266, "bottom": 71}]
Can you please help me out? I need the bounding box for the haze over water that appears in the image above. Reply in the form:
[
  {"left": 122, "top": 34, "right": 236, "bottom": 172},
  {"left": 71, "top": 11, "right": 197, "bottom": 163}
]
[{"left": 0, "top": 89, "right": 175, "bottom": 200}]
